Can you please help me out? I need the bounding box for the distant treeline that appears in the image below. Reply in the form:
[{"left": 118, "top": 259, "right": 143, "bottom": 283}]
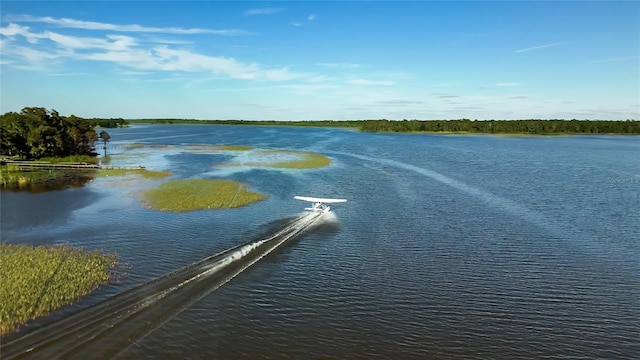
[
  {"left": 1, "top": 107, "right": 99, "bottom": 159},
  {"left": 360, "top": 119, "right": 640, "bottom": 134},
  {"left": 128, "top": 118, "right": 640, "bottom": 134},
  {"left": 86, "top": 118, "right": 129, "bottom": 128},
  {"left": 127, "top": 118, "right": 362, "bottom": 128}
]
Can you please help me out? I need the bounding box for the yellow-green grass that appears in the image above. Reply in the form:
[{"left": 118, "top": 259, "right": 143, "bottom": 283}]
[
  {"left": 0, "top": 244, "right": 117, "bottom": 335},
  {"left": 143, "top": 178, "right": 267, "bottom": 212},
  {"left": 1, "top": 165, "right": 56, "bottom": 187},
  {"left": 94, "top": 169, "right": 172, "bottom": 179},
  {"left": 38, "top": 155, "right": 99, "bottom": 164},
  {"left": 258, "top": 150, "right": 332, "bottom": 168},
  {"left": 216, "top": 145, "right": 254, "bottom": 151},
  {"left": 0, "top": 166, "right": 94, "bottom": 191},
  {"left": 120, "top": 143, "right": 146, "bottom": 148}
]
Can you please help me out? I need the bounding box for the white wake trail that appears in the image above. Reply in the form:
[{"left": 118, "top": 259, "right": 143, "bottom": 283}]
[{"left": 332, "top": 151, "right": 562, "bottom": 236}]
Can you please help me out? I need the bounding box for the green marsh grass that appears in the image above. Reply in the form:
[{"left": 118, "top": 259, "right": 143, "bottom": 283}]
[
  {"left": 0, "top": 165, "right": 93, "bottom": 191},
  {"left": 259, "top": 150, "right": 332, "bottom": 168},
  {"left": 0, "top": 244, "right": 117, "bottom": 335},
  {"left": 143, "top": 179, "right": 267, "bottom": 212},
  {"left": 94, "top": 168, "right": 172, "bottom": 179},
  {"left": 217, "top": 145, "right": 254, "bottom": 151},
  {"left": 120, "top": 143, "right": 145, "bottom": 148},
  {"left": 38, "top": 155, "right": 99, "bottom": 164}
]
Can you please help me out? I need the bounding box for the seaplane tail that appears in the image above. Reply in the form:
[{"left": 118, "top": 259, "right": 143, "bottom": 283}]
[{"left": 294, "top": 196, "right": 347, "bottom": 213}]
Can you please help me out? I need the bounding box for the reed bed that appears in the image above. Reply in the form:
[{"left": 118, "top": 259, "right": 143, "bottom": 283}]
[
  {"left": 143, "top": 178, "right": 267, "bottom": 211},
  {"left": 259, "top": 150, "right": 332, "bottom": 168},
  {"left": 94, "top": 169, "right": 172, "bottom": 179},
  {"left": 0, "top": 244, "right": 117, "bottom": 335}
]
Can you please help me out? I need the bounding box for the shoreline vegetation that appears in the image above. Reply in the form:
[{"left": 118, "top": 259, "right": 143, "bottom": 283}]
[
  {"left": 0, "top": 144, "right": 332, "bottom": 191},
  {"left": 0, "top": 244, "right": 117, "bottom": 336},
  {"left": 0, "top": 163, "right": 172, "bottom": 191},
  {"left": 126, "top": 118, "right": 640, "bottom": 135},
  {"left": 0, "top": 155, "right": 98, "bottom": 191}
]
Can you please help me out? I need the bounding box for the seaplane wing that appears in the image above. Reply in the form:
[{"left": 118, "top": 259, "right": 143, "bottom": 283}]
[
  {"left": 294, "top": 196, "right": 347, "bottom": 213},
  {"left": 294, "top": 196, "right": 347, "bottom": 203}
]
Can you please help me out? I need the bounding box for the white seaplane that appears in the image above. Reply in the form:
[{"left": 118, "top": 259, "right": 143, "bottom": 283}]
[{"left": 294, "top": 196, "right": 347, "bottom": 213}]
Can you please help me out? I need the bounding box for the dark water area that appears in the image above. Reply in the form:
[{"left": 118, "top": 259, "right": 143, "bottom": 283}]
[{"left": 1, "top": 125, "right": 638, "bottom": 359}]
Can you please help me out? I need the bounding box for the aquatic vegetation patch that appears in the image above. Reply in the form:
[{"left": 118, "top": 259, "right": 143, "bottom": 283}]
[
  {"left": 94, "top": 169, "right": 172, "bottom": 179},
  {"left": 120, "top": 143, "right": 146, "bottom": 148},
  {"left": 212, "top": 150, "right": 331, "bottom": 170},
  {"left": 257, "top": 150, "right": 332, "bottom": 168},
  {"left": 142, "top": 178, "right": 267, "bottom": 212},
  {"left": 38, "top": 155, "right": 99, "bottom": 164},
  {"left": 216, "top": 145, "right": 254, "bottom": 151},
  {"left": 0, "top": 166, "right": 93, "bottom": 192},
  {"left": 0, "top": 244, "right": 117, "bottom": 335}
]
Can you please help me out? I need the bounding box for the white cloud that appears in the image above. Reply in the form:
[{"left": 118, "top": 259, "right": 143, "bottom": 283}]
[
  {"left": 4, "top": 44, "right": 62, "bottom": 63},
  {"left": 348, "top": 79, "right": 395, "bottom": 86},
  {"left": 0, "top": 23, "right": 28, "bottom": 36},
  {"left": 291, "top": 23, "right": 302, "bottom": 27},
  {"left": 5, "top": 15, "right": 247, "bottom": 35},
  {"left": 0, "top": 24, "right": 306, "bottom": 81},
  {"left": 589, "top": 56, "right": 639, "bottom": 64},
  {"left": 514, "top": 41, "right": 570, "bottom": 53},
  {"left": 244, "top": 8, "right": 285, "bottom": 16},
  {"left": 308, "top": 14, "right": 316, "bottom": 21}
]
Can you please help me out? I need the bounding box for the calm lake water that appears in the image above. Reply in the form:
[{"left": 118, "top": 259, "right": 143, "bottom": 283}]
[{"left": 2, "top": 125, "right": 639, "bottom": 359}]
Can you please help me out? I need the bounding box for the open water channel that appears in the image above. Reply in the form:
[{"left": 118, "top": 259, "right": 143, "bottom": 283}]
[{"left": 1, "top": 125, "right": 638, "bottom": 359}]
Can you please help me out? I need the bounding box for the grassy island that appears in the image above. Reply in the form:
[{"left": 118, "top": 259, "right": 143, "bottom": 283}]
[
  {"left": 95, "top": 168, "right": 172, "bottom": 179},
  {"left": 257, "top": 150, "right": 332, "bottom": 169},
  {"left": 143, "top": 179, "right": 267, "bottom": 212},
  {"left": 218, "top": 150, "right": 332, "bottom": 169},
  {"left": 0, "top": 244, "right": 117, "bottom": 335}
]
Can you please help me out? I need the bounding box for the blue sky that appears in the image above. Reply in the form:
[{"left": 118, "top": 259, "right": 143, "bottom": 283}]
[{"left": 1, "top": 1, "right": 638, "bottom": 120}]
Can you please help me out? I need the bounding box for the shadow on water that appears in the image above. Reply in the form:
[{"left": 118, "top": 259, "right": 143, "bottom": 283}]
[{"left": 1, "top": 212, "right": 328, "bottom": 360}]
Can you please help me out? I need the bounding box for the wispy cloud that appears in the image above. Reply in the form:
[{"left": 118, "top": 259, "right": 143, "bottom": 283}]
[
  {"left": 496, "top": 82, "right": 518, "bottom": 87},
  {"left": 514, "top": 41, "right": 570, "bottom": 53},
  {"left": 308, "top": 14, "right": 316, "bottom": 21},
  {"left": 291, "top": 23, "right": 302, "bottom": 27},
  {"left": 348, "top": 79, "right": 395, "bottom": 86},
  {"left": 244, "top": 8, "right": 285, "bottom": 16},
  {"left": 5, "top": 15, "right": 247, "bottom": 35},
  {"left": 589, "top": 55, "right": 639, "bottom": 64},
  {"left": 0, "top": 23, "right": 305, "bottom": 81}
]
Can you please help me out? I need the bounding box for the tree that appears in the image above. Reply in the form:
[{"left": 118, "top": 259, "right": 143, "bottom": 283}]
[
  {"left": 99, "top": 130, "right": 111, "bottom": 156},
  {"left": 1, "top": 107, "right": 101, "bottom": 159}
]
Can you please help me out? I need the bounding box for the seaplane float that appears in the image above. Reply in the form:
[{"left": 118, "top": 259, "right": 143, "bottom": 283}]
[{"left": 294, "top": 196, "right": 347, "bottom": 213}]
